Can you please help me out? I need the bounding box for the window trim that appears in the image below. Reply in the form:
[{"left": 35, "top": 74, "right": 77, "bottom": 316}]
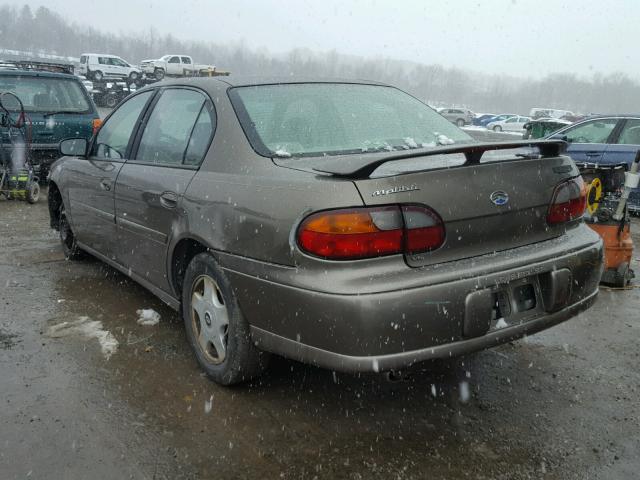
[{"left": 127, "top": 86, "right": 217, "bottom": 169}]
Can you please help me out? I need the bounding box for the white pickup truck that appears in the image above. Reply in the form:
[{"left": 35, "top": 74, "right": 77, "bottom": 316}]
[{"left": 140, "top": 55, "right": 221, "bottom": 80}]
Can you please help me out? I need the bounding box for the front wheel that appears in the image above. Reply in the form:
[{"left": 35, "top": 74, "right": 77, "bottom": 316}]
[
  {"left": 456, "top": 118, "right": 465, "bottom": 127},
  {"left": 92, "top": 70, "right": 103, "bottom": 82},
  {"left": 154, "top": 68, "right": 165, "bottom": 80},
  {"left": 129, "top": 71, "right": 139, "bottom": 81},
  {"left": 182, "top": 253, "right": 269, "bottom": 385},
  {"left": 493, "top": 125, "right": 503, "bottom": 132},
  {"left": 59, "top": 208, "right": 84, "bottom": 260}
]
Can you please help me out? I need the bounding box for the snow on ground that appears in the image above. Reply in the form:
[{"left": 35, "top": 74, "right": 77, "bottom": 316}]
[
  {"left": 47, "top": 316, "right": 118, "bottom": 359},
  {"left": 136, "top": 309, "right": 161, "bottom": 326}
]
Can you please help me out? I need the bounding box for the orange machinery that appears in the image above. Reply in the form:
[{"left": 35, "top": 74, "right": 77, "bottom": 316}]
[{"left": 579, "top": 152, "right": 639, "bottom": 288}]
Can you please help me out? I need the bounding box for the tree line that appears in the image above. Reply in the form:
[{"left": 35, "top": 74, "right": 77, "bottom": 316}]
[{"left": 1, "top": 4, "right": 639, "bottom": 115}]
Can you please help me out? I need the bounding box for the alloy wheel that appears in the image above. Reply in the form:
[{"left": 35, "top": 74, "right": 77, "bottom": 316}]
[{"left": 191, "top": 275, "right": 229, "bottom": 364}]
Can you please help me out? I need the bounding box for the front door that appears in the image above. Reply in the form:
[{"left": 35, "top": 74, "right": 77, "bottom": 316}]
[
  {"left": 114, "top": 87, "right": 215, "bottom": 292},
  {"left": 66, "top": 90, "right": 154, "bottom": 259},
  {"left": 562, "top": 118, "right": 619, "bottom": 163}
]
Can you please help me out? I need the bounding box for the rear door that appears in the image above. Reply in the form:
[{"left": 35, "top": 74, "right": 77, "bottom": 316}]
[
  {"left": 167, "top": 56, "right": 181, "bottom": 75},
  {"left": 114, "top": 87, "right": 215, "bottom": 292},
  {"left": 601, "top": 117, "right": 640, "bottom": 165},
  {"left": 66, "top": 90, "right": 154, "bottom": 258},
  {"left": 560, "top": 118, "right": 620, "bottom": 163}
]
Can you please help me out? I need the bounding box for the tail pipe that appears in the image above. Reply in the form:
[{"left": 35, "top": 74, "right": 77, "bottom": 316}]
[{"left": 613, "top": 150, "right": 640, "bottom": 221}]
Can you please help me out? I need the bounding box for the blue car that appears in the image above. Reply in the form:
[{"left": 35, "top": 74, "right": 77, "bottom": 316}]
[
  {"left": 479, "top": 113, "right": 516, "bottom": 127},
  {"left": 548, "top": 115, "right": 640, "bottom": 213},
  {"left": 472, "top": 113, "right": 496, "bottom": 126}
]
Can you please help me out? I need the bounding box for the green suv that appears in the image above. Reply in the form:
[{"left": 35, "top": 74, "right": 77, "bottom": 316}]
[{"left": 0, "top": 65, "right": 100, "bottom": 178}]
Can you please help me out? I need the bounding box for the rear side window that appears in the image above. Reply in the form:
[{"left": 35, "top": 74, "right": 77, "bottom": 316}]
[
  {"left": 98, "top": 57, "right": 107, "bottom": 65},
  {"left": 616, "top": 119, "right": 640, "bottom": 145},
  {"left": 135, "top": 89, "right": 208, "bottom": 166},
  {"left": 184, "top": 102, "right": 215, "bottom": 165},
  {"left": 94, "top": 91, "right": 153, "bottom": 160},
  {"left": 181, "top": 57, "right": 192, "bottom": 64}
]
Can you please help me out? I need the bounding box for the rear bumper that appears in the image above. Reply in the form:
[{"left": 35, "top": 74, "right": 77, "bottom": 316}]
[
  {"left": 223, "top": 228, "right": 603, "bottom": 372},
  {"left": 250, "top": 290, "right": 598, "bottom": 373}
]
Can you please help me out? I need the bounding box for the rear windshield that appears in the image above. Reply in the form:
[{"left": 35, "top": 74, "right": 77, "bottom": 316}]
[
  {"left": 0, "top": 75, "right": 91, "bottom": 114},
  {"left": 230, "top": 83, "right": 474, "bottom": 158}
]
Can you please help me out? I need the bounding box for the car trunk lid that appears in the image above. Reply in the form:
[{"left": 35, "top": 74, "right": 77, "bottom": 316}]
[{"left": 277, "top": 141, "right": 579, "bottom": 267}]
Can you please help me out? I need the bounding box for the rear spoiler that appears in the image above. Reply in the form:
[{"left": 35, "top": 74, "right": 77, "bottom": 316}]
[{"left": 312, "top": 140, "right": 567, "bottom": 179}]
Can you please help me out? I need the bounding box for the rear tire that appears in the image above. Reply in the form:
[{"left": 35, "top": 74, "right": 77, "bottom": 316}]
[
  {"left": 493, "top": 125, "right": 503, "bottom": 132},
  {"left": 59, "top": 207, "right": 84, "bottom": 260},
  {"left": 182, "top": 252, "right": 269, "bottom": 385},
  {"left": 26, "top": 182, "right": 39, "bottom": 204}
]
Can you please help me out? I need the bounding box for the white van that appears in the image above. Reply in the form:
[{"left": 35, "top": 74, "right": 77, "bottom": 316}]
[{"left": 78, "top": 54, "right": 141, "bottom": 82}]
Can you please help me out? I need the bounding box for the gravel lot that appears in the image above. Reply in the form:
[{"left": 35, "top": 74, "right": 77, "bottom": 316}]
[{"left": 1, "top": 191, "right": 639, "bottom": 479}]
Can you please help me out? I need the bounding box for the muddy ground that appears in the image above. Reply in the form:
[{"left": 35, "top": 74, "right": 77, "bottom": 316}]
[{"left": 1, "top": 191, "right": 639, "bottom": 480}]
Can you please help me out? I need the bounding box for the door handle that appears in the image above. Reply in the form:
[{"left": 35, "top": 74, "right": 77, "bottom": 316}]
[
  {"left": 99, "top": 179, "right": 111, "bottom": 191},
  {"left": 160, "top": 191, "right": 178, "bottom": 209}
]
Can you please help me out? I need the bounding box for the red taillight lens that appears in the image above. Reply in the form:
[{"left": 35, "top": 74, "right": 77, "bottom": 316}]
[
  {"left": 297, "top": 205, "right": 445, "bottom": 260},
  {"left": 297, "top": 207, "right": 403, "bottom": 259},
  {"left": 547, "top": 176, "right": 587, "bottom": 224},
  {"left": 402, "top": 205, "right": 446, "bottom": 254}
]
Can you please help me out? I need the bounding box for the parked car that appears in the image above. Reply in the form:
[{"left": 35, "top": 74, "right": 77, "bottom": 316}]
[
  {"left": 78, "top": 53, "right": 141, "bottom": 82},
  {"left": 478, "top": 113, "right": 517, "bottom": 127},
  {"left": 140, "top": 55, "right": 216, "bottom": 80},
  {"left": 487, "top": 115, "right": 530, "bottom": 132},
  {"left": 0, "top": 64, "right": 100, "bottom": 178},
  {"left": 48, "top": 78, "right": 602, "bottom": 385},
  {"left": 472, "top": 113, "right": 497, "bottom": 126},
  {"left": 438, "top": 107, "right": 474, "bottom": 126},
  {"left": 547, "top": 115, "right": 640, "bottom": 212}
]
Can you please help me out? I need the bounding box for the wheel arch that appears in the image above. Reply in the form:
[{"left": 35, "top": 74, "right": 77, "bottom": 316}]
[
  {"left": 48, "top": 181, "right": 63, "bottom": 230},
  {"left": 169, "top": 235, "right": 217, "bottom": 298}
]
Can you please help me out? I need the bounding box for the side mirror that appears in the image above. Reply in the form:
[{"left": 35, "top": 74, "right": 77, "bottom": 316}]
[{"left": 59, "top": 138, "right": 88, "bottom": 157}]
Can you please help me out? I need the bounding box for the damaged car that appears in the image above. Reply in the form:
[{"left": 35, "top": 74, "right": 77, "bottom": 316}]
[{"left": 48, "top": 78, "right": 603, "bottom": 385}]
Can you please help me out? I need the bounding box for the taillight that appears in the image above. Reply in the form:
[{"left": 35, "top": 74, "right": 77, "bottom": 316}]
[
  {"left": 297, "top": 205, "right": 445, "bottom": 260},
  {"left": 92, "top": 118, "right": 102, "bottom": 135},
  {"left": 547, "top": 176, "right": 586, "bottom": 224},
  {"left": 401, "top": 205, "right": 446, "bottom": 254}
]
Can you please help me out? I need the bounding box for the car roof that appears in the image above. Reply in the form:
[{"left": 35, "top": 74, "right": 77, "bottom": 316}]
[
  {"left": 82, "top": 53, "right": 121, "bottom": 57},
  {"left": 0, "top": 69, "right": 78, "bottom": 80},
  {"left": 584, "top": 114, "right": 640, "bottom": 119},
  {"left": 157, "top": 76, "right": 389, "bottom": 90}
]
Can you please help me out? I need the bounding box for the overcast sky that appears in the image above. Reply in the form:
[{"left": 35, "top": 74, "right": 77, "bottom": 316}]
[{"left": 31, "top": 0, "right": 638, "bottom": 78}]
